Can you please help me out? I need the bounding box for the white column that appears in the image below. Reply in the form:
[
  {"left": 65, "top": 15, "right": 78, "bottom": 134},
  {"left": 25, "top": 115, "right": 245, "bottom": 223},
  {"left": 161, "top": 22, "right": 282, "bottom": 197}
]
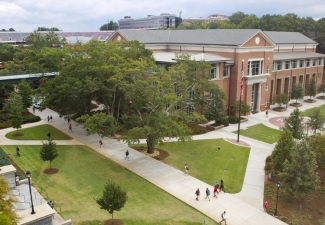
[{"left": 257, "top": 83, "right": 262, "bottom": 112}]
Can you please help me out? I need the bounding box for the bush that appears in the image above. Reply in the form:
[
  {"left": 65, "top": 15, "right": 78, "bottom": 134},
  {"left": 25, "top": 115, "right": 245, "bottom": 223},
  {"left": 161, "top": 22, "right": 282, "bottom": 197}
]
[
  {"left": 0, "top": 121, "right": 11, "bottom": 129},
  {"left": 264, "top": 162, "right": 272, "bottom": 172},
  {"left": 266, "top": 155, "right": 273, "bottom": 163},
  {"left": 228, "top": 116, "right": 238, "bottom": 124},
  {"left": 221, "top": 117, "right": 229, "bottom": 127},
  {"left": 0, "top": 147, "right": 11, "bottom": 166},
  {"left": 23, "top": 115, "right": 41, "bottom": 123},
  {"left": 187, "top": 121, "right": 206, "bottom": 135}
]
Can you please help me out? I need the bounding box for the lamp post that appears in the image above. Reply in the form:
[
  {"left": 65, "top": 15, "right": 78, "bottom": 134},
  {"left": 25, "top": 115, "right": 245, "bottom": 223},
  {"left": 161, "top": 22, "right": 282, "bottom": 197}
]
[
  {"left": 26, "top": 171, "right": 35, "bottom": 214},
  {"left": 274, "top": 181, "right": 280, "bottom": 217},
  {"left": 237, "top": 59, "right": 244, "bottom": 142}
]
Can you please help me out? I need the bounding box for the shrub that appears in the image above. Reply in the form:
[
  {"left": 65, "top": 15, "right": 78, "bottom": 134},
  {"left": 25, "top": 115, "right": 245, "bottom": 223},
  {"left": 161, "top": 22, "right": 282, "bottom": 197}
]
[
  {"left": 23, "top": 115, "right": 41, "bottom": 123},
  {"left": 0, "top": 147, "right": 12, "bottom": 166},
  {"left": 187, "top": 121, "right": 206, "bottom": 135},
  {"left": 264, "top": 162, "right": 272, "bottom": 172},
  {"left": 280, "top": 216, "right": 287, "bottom": 222},
  {"left": 228, "top": 116, "right": 238, "bottom": 124},
  {"left": 266, "top": 155, "right": 273, "bottom": 163},
  {"left": 0, "top": 121, "right": 12, "bottom": 129},
  {"left": 221, "top": 117, "right": 229, "bottom": 127}
]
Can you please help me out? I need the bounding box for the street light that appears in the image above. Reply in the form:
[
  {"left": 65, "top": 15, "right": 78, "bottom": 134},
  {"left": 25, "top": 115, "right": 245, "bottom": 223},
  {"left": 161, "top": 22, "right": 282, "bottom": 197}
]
[
  {"left": 26, "top": 171, "right": 35, "bottom": 214},
  {"left": 274, "top": 181, "right": 280, "bottom": 217}
]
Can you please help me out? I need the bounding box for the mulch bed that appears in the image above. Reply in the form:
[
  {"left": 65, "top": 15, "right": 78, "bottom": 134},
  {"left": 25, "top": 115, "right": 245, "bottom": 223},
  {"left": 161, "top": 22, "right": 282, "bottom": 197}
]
[
  {"left": 104, "top": 219, "right": 124, "bottom": 225},
  {"left": 12, "top": 133, "right": 25, "bottom": 137},
  {"left": 132, "top": 146, "right": 169, "bottom": 160},
  {"left": 43, "top": 168, "right": 59, "bottom": 174}
]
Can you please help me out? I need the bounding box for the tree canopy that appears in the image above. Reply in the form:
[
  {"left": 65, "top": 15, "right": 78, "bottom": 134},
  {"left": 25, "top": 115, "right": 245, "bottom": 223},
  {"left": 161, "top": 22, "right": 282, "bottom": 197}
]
[
  {"left": 99, "top": 21, "right": 119, "bottom": 30},
  {"left": 0, "top": 177, "right": 20, "bottom": 224},
  {"left": 283, "top": 108, "right": 304, "bottom": 139},
  {"left": 40, "top": 141, "right": 58, "bottom": 169},
  {"left": 290, "top": 83, "right": 304, "bottom": 103}
]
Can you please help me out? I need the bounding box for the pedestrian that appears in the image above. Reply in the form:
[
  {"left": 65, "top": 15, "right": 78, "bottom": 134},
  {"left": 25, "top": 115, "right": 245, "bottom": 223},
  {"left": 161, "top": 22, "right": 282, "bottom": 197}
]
[
  {"left": 50, "top": 115, "right": 53, "bottom": 122},
  {"left": 125, "top": 150, "right": 129, "bottom": 160},
  {"left": 15, "top": 175, "right": 19, "bottom": 186},
  {"left": 47, "top": 132, "right": 51, "bottom": 141},
  {"left": 213, "top": 181, "right": 219, "bottom": 198},
  {"left": 266, "top": 109, "right": 268, "bottom": 118},
  {"left": 67, "top": 117, "right": 70, "bottom": 123},
  {"left": 86, "top": 128, "right": 90, "bottom": 136},
  {"left": 185, "top": 164, "right": 189, "bottom": 175},
  {"left": 264, "top": 201, "right": 268, "bottom": 212},
  {"left": 99, "top": 140, "right": 103, "bottom": 148},
  {"left": 220, "top": 180, "right": 225, "bottom": 193},
  {"left": 16, "top": 146, "right": 20, "bottom": 157},
  {"left": 195, "top": 188, "right": 200, "bottom": 201},
  {"left": 220, "top": 211, "right": 227, "bottom": 225},
  {"left": 32, "top": 106, "right": 35, "bottom": 113},
  {"left": 47, "top": 115, "right": 50, "bottom": 122},
  {"left": 69, "top": 123, "right": 72, "bottom": 132},
  {"left": 47, "top": 200, "right": 54, "bottom": 209},
  {"left": 205, "top": 188, "right": 210, "bottom": 201}
]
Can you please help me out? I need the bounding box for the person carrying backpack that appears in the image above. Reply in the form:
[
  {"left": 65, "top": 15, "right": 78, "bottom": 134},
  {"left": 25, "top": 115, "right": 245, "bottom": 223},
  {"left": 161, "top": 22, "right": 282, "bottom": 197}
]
[
  {"left": 195, "top": 188, "right": 200, "bottom": 201},
  {"left": 185, "top": 164, "right": 189, "bottom": 175},
  {"left": 220, "top": 211, "right": 227, "bottom": 225}
]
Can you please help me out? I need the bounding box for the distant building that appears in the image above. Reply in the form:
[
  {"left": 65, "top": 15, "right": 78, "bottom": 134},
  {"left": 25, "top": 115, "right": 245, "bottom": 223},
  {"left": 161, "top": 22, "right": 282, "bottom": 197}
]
[
  {"left": 182, "top": 14, "right": 229, "bottom": 24},
  {"left": 118, "top": 13, "right": 176, "bottom": 29}
]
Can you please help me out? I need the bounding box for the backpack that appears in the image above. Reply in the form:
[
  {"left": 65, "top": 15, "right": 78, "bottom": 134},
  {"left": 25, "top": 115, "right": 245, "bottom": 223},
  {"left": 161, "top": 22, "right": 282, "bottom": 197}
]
[
  {"left": 221, "top": 213, "right": 223, "bottom": 219},
  {"left": 186, "top": 166, "right": 189, "bottom": 170}
]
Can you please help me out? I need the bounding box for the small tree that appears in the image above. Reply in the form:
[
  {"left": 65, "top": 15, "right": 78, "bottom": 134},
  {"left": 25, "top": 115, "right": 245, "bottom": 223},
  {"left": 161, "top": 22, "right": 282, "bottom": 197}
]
[
  {"left": 0, "top": 177, "right": 20, "bottom": 224},
  {"left": 317, "top": 73, "right": 325, "bottom": 97},
  {"left": 274, "top": 93, "right": 289, "bottom": 108},
  {"left": 283, "top": 108, "right": 304, "bottom": 139},
  {"left": 96, "top": 181, "right": 128, "bottom": 224},
  {"left": 272, "top": 128, "right": 295, "bottom": 171},
  {"left": 306, "top": 78, "right": 316, "bottom": 99},
  {"left": 307, "top": 107, "right": 325, "bottom": 134},
  {"left": 3, "top": 92, "right": 25, "bottom": 131},
  {"left": 309, "top": 133, "right": 325, "bottom": 169},
  {"left": 40, "top": 141, "right": 58, "bottom": 169},
  {"left": 290, "top": 83, "right": 304, "bottom": 103},
  {"left": 280, "top": 139, "right": 320, "bottom": 210},
  {"left": 231, "top": 100, "right": 250, "bottom": 117}
]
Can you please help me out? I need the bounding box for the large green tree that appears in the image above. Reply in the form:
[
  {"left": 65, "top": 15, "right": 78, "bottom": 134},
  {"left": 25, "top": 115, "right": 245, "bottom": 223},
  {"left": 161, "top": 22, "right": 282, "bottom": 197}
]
[
  {"left": 290, "top": 83, "right": 304, "bottom": 103},
  {"left": 96, "top": 181, "right": 128, "bottom": 224},
  {"left": 317, "top": 72, "right": 325, "bottom": 97},
  {"left": 307, "top": 107, "right": 325, "bottom": 134},
  {"left": 280, "top": 139, "right": 320, "bottom": 209},
  {"left": 272, "top": 128, "right": 295, "bottom": 171},
  {"left": 274, "top": 93, "right": 289, "bottom": 108},
  {"left": 309, "top": 133, "right": 325, "bottom": 169},
  {"left": 306, "top": 77, "right": 317, "bottom": 99},
  {"left": 99, "top": 21, "right": 119, "bottom": 31},
  {"left": 3, "top": 92, "right": 24, "bottom": 130},
  {"left": 17, "top": 79, "right": 33, "bottom": 108},
  {"left": 0, "top": 177, "right": 20, "bottom": 224},
  {"left": 25, "top": 31, "right": 65, "bottom": 50},
  {"left": 283, "top": 108, "right": 304, "bottom": 139}
]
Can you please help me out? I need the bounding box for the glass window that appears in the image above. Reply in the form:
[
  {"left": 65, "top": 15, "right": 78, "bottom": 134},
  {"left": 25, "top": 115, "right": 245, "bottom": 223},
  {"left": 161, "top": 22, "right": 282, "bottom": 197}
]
[
  {"left": 299, "top": 60, "right": 304, "bottom": 68},
  {"left": 248, "top": 60, "right": 263, "bottom": 75},
  {"left": 266, "top": 83, "right": 268, "bottom": 91},
  {"left": 210, "top": 64, "right": 219, "bottom": 79},
  {"left": 292, "top": 60, "right": 297, "bottom": 69},
  {"left": 266, "top": 66, "right": 270, "bottom": 74},
  {"left": 319, "top": 58, "right": 323, "bottom": 66},
  {"left": 285, "top": 61, "right": 291, "bottom": 70},
  {"left": 276, "top": 61, "right": 282, "bottom": 71},
  {"left": 313, "top": 59, "right": 317, "bottom": 66},
  {"left": 306, "top": 59, "right": 310, "bottom": 67},
  {"left": 188, "top": 90, "right": 194, "bottom": 100},
  {"left": 223, "top": 65, "right": 230, "bottom": 77},
  {"left": 272, "top": 62, "right": 275, "bottom": 71}
]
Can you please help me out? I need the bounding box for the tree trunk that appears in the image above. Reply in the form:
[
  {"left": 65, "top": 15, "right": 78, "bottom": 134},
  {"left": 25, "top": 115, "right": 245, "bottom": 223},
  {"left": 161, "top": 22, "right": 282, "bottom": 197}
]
[
  {"left": 146, "top": 136, "right": 155, "bottom": 154},
  {"left": 50, "top": 161, "right": 52, "bottom": 169},
  {"left": 112, "top": 213, "right": 114, "bottom": 224}
]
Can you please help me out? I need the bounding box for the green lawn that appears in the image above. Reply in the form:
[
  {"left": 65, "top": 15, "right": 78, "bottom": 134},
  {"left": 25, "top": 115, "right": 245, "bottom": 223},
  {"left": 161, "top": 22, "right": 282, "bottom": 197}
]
[
  {"left": 5, "top": 125, "right": 72, "bottom": 140},
  {"left": 132, "top": 139, "right": 250, "bottom": 193},
  {"left": 301, "top": 104, "right": 325, "bottom": 117},
  {"left": 1, "top": 145, "right": 218, "bottom": 225},
  {"left": 234, "top": 123, "right": 281, "bottom": 144}
]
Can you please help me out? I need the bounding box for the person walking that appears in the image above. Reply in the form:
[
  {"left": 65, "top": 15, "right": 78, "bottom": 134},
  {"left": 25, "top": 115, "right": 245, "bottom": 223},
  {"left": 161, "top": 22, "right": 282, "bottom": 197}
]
[
  {"left": 220, "top": 211, "right": 227, "bottom": 225},
  {"left": 50, "top": 115, "right": 53, "bottom": 122},
  {"left": 264, "top": 201, "right": 269, "bottom": 212},
  {"left": 69, "top": 123, "right": 72, "bottom": 132},
  {"left": 47, "top": 132, "right": 51, "bottom": 141},
  {"left": 125, "top": 150, "right": 129, "bottom": 160},
  {"left": 185, "top": 164, "right": 189, "bottom": 175},
  {"left": 220, "top": 180, "right": 225, "bottom": 193},
  {"left": 266, "top": 109, "right": 268, "bottom": 118},
  {"left": 32, "top": 106, "right": 35, "bottom": 113},
  {"left": 15, "top": 175, "right": 19, "bottom": 186},
  {"left": 213, "top": 181, "right": 219, "bottom": 198},
  {"left": 67, "top": 117, "right": 70, "bottom": 123},
  {"left": 86, "top": 128, "right": 90, "bottom": 136},
  {"left": 99, "top": 140, "right": 103, "bottom": 148},
  {"left": 205, "top": 188, "right": 210, "bottom": 201},
  {"left": 16, "top": 146, "right": 20, "bottom": 157},
  {"left": 47, "top": 115, "right": 50, "bottom": 122},
  {"left": 195, "top": 188, "right": 200, "bottom": 201}
]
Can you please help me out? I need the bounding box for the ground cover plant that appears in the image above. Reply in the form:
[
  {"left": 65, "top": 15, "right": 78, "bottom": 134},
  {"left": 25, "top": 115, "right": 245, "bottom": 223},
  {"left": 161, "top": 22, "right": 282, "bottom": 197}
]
[
  {"left": 5, "top": 124, "right": 72, "bottom": 140},
  {"left": 1, "top": 145, "right": 218, "bottom": 225},
  {"left": 131, "top": 139, "right": 250, "bottom": 193},
  {"left": 234, "top": 124, "right": 281, "bottom": 144}
]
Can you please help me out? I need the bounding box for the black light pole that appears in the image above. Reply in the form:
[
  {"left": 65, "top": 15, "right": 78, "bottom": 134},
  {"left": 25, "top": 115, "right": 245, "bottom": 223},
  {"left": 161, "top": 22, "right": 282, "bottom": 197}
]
[
  {"left": 26, "top": 171, "right": 35, "bottom": 214},
  {"left": 237, "top": 59, "right": 244, "bottom": 142},
  {"left": 274, "top": 181, "right": 280, "bottom": 217}
]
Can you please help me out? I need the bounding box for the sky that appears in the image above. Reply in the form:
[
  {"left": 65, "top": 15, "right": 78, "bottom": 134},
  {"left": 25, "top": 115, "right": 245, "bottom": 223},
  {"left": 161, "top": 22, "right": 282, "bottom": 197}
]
[{"left": 1, "top": 0, "right": 324, "bottom": 32}]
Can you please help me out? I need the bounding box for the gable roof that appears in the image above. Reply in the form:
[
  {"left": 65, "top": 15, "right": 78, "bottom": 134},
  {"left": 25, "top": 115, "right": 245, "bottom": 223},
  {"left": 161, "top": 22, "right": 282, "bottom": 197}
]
[
  {"left": 263, "top": 31, "right": 316, "bottom": 45},
  {"left": 112, "top": 29, "right": 262, "bottom": 46}
]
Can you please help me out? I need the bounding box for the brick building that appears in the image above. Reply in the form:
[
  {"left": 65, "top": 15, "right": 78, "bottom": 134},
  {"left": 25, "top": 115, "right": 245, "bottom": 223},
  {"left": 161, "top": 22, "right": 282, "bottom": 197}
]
[{"left": 108, "top": 29, "right": 325, "bottom": 114}]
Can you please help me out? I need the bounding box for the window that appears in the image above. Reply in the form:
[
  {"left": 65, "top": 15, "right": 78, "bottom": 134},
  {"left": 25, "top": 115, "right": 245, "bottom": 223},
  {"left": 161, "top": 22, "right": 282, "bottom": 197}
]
[
  {"left": 306, "top": 59, "right": 310, "bottom": 67},
  {"left": 248, "top": 60, "right": 263, "bottom": 75},
  {"left": 272, "top": 62, "right": 275, "bottom": 71},
  {"left": 188, "top": 90, "right": 194, "bottom": 100},
  {"left": 285, "top": 61, "right": 291, "bottom": 70},
  {"left": 210, "top": 64, "right": 219, "bottom": 79},
  {"left": 276, "top": 61, "right": 282, "bottom": 71},
  {"left": 299, "top": 60, "right": 304, "bottom": 68},
  {"left": 292, "top": 60, "right": 297, "bottom": 69},
  {"left": 174, "top": 84, "right": 181, "bottom": 96},
  {"left": 223, "top": 65, "right": 230, "bottom": 77},
  {"left": 185, "top": 102, "right": 194, "bottom": 115},
  {"left": 265, "top": 83, "right": 268, "bottom": 91},
  {"left": 319, "top": 58, "right": 323, "bottom": 66},
  {"left": 313, "top": 59, "right": 317, "bottom": 66},
  {"left": 266, "top": 66, "right": 270, "bottom": 74}
]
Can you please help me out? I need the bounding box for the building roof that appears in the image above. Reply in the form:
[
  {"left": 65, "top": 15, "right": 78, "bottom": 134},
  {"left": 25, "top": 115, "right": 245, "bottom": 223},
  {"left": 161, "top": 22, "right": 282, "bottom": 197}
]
[
  {"left": 115, "top": 29, "right": 262, "bottom": 46},
  {"left": 273, "top": 51, "right": 325, "bottom": 60},
  {"left": 264, "top": 31, "right": 317, "bottom": 45},
  {"left": 153, "top": 52, "right": 233, "bottom": 63}
]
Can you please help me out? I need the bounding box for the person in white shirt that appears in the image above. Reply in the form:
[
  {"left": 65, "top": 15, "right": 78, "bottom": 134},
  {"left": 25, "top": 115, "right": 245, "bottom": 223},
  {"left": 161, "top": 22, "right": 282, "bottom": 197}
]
[{"left": 220, "top": 211, "right": 227, "bottom": 225}]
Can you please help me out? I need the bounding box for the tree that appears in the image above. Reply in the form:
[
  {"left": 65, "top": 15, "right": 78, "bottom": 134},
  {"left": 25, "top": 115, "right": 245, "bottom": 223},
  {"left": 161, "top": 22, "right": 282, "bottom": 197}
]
[
  {"left": 3, "top": 92, "right": 24, "bottom": 130},
  {"left": 37, "top": 27, "right": 60, "bottom": 31},
  {"left": 290, "top": 83, "right": 304, "bottom": 103},
  {"left": 306, "top": 77, "right": 317, "bottom": 99},
  {"left": 0, "top": 214, "right": 12, "bottom": 224},
  {"left": 317, "top": 72, "right": 325, "bottom": 97},
  {"left": 307, "top": 107, "right": 325, "bottom": 134},
  {"left": 17, "top": 79, "right": 33, "bottom": 108},
  {"left": 238, "top": 14, "right": 260, "bottom": 29},
  {"left": 309, "top": 133, "right": 325, "bottom": 169},
  {"left": 0, "top": 177, "right": 20, "bottom": 224},
  {"left": 231, "top": 100, "right": 250, "bottom": 117},
  {"left": 9, "top": 28, "right": 15, "bottom": 31},
  {"left": 272, "top": 128, "right": 295, "bottom": 171},
  {"left": 40, "top": 141, "right": 58, "bottom": 169},
  {"left": 99, "top": 21, "right": 119, "bottom": 31},
  {"left": 229, "top": 11, "right": 248, "bottom": 25},
  {"left": 280, "top": 139, "right": 320, "bottom": 209},
  {"left": 283, "top": 108, "right": 304, "bottom": 139},
  {"left": 274, "top": 93, "right": 289, "bottom": 108},
  {"left": 96, "top": 181, "right": 128, "bottom": 224},
  {"left": 25, "top": 31, "right": 65, "bottom": 50}
]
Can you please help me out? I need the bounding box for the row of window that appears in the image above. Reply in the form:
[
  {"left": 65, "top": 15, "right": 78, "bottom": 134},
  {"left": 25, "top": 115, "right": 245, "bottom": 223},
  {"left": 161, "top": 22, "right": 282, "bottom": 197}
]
[{"left": 273, "top": 58, "right": 323, "bottom": 71}]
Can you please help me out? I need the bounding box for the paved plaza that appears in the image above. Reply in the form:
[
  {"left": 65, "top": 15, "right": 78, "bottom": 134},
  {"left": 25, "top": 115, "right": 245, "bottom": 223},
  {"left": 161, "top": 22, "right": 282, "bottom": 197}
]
[{"left": 2, "top": 96, "right": 325, "bottom": 225}]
